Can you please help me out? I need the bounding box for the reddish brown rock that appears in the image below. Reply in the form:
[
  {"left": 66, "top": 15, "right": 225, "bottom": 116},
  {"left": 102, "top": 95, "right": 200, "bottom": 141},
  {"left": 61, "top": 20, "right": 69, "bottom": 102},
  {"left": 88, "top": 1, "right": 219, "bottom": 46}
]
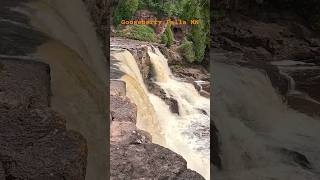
[
  {"left": 110, "top": 95, "right": 137, "bottom": 123},
  {"left": 110, "top": 144, "right": 205, "bottom": 180},
  {"left": 0, "top": 59, "right": 87, "bottom": 180}
]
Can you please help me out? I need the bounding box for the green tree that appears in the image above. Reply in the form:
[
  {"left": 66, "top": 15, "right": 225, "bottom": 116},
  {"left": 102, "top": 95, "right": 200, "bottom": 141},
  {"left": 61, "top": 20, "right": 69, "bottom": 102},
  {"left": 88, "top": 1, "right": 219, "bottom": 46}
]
[
  {"left": 113, "top": 0, "right": 139, "bottom": 25},
  {"left": 164, "top": 24, "right": 174, "bottom": 47},
  {"left": 184, "top": 0, "right": 209, "bottom": 62}
]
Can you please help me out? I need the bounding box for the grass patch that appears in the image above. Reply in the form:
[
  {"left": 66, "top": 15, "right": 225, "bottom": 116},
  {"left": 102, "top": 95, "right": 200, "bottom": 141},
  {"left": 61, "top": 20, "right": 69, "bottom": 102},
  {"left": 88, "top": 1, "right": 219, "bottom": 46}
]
[{"left": 114, "top": 25, "right": 158, "bottom": 42}]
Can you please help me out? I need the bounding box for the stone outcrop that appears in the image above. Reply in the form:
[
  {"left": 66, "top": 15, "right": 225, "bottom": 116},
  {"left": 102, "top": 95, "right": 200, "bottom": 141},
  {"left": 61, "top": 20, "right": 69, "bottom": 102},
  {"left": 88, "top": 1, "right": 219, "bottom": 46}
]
[
  {"left": 213, "top": 14, "right": 320, "bottom": 62},
  {"left": 212, "top": 4, "right": 320, "bottom": 116},
  {"left": 0, "top": 59, "right": 87, "bottom": 180},
  {"left": 110, "top": 80, "right": 205, "bottom": 179}
]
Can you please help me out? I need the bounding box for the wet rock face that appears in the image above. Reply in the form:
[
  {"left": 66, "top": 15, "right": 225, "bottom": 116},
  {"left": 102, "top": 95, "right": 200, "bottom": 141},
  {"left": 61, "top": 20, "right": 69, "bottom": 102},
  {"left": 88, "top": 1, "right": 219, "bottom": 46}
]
[
  {"left": 148, "top": 82, "right": 180, "bottom": 114},
  {"left": 110, "top": 81, "right": 152, "bottom": 145},
  {"left": 129, "top": 46, "right": 153, "bottom": 86},
  {"left": 0, "top": 59, "right": 87, "bottom": 180},
  {"left": 158, "top": 44, "right": 184, "bottom": 66}
]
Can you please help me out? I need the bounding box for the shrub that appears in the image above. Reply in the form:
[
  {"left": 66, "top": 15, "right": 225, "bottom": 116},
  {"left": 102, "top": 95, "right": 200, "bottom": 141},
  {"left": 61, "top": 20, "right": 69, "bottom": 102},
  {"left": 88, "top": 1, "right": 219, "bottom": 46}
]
[
  {"left": 161, "top": 33, "right": 168, "bottom": 45},
  {"left": 163, "top": 24, "right": 174, "bottom": 47},
  {"left": 115, "top": 25, "right": 158, "bottom": 42},
  {"left": 178, "top": 38, "right": 196, "bottom": 63},
  {"left": 113, "top": 0, "right": 139, "bottom": 25}
]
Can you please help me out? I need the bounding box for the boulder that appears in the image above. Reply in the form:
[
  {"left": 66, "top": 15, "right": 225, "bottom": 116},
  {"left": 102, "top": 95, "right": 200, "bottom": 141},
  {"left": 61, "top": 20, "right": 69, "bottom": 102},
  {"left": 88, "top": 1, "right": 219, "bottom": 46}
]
[
  {"left": 110, "top": 144, "right": 204, "bottom": 179},
  {"left": 148, "top": 82, "right": 180, "bottom": 114}
]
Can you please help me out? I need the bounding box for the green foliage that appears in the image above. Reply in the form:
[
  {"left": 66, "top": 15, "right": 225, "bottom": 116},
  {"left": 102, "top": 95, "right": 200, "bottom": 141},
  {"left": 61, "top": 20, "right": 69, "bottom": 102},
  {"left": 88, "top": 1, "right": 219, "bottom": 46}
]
[
  {"left": 178, "top": 38, "right": 196, "bottom": 63},
  {"left": 113, "top": 0, "right": 210, "bottom": 63},
  {"left": 189, "top": 22, "right": 207, "bottom": 62},
  {"left": 138, "top": 0, "right": 186, "bottom": 17},
  {"left": 184, "top": 0, "right": 209, "bottom": 62},
  {"left": 163, "top": 2, "right": 175, "bottom": 17},
  {"left": 115, "top": 25, "right": 158, "bottom": 42},
  {"left": 113, "top": 0, "right": 139, "bottom": 25},
  {"left": 163, "top": 24, "right": 174, "bottom": 47},
  {"left": 161, "top": 33, "right": 168, "bottom": 45}
]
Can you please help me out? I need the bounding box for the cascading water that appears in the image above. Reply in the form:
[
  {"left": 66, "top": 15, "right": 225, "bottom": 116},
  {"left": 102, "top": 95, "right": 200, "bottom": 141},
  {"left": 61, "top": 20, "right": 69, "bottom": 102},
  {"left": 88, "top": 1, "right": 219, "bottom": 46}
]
[
  {"left": 213, "top": 62, "right": 320, "bottom": 180},
  {"left": 111, "top": 49, "right": 165, "bottom": 145},
  {"left": 111, "top": 47, "right": 210, "bottom": 179},
  {"left": 148, "top": 47, "right": 210, "bottom": 179},
  {"left": 13, "top": 1, "right": 108, "bottom": 179}
]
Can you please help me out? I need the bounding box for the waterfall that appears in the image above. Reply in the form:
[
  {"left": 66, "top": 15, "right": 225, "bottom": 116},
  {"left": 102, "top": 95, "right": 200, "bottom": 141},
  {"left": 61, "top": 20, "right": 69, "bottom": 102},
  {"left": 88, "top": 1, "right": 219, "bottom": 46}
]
[
  {"left": 148, "top": 47, "right": 210, "bottom": 179},
  {"left": 111, "top": 47, "right": 210, "bottom": 179},
  {"left": 213, "top": 62, "right": 320, "bottom": 180},
  {"left": 13, "top": 1, "right": 108, "bottom": 179},
  {"left": 111, "top": 49, "right": 165, "bottom": 145}
]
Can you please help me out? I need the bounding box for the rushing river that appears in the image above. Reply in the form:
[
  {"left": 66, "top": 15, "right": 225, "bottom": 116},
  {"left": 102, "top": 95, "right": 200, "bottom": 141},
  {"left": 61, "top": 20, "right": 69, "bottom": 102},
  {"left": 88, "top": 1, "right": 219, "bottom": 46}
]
[
  {"left": 111, "top": 47, "right": 210, "bottom": 179},
  {"left": 212, "top": 62, "right": 320, "bottom": 180}
]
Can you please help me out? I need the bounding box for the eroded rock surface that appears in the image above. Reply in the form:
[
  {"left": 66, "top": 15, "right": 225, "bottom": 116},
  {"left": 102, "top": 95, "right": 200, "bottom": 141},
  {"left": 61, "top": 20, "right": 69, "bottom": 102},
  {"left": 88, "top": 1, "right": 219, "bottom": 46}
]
[{"left": 0, "top": 59, "right": 87, "bottom": 180}]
